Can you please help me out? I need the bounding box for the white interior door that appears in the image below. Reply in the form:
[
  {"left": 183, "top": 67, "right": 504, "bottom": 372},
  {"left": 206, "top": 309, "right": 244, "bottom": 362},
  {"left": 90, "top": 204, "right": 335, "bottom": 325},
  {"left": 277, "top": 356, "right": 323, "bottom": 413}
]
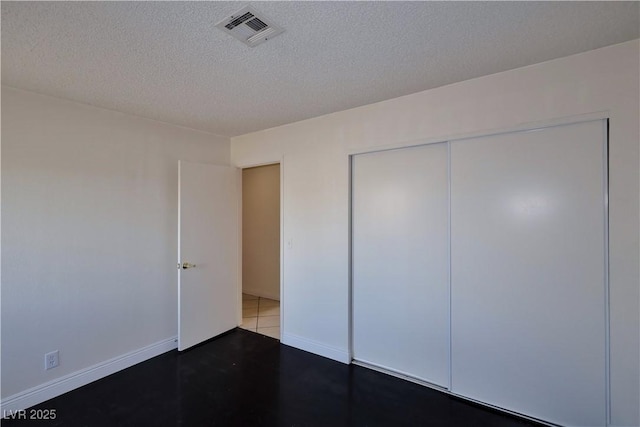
[
  {"left": 352, "top": 143, "right": 450, "bottom": 387},
  {"left": 178, "top": 160, "right": 239, "bottom": 351},
  {"left": 450, "top": 120, "right": 607, "bottom": 426}
]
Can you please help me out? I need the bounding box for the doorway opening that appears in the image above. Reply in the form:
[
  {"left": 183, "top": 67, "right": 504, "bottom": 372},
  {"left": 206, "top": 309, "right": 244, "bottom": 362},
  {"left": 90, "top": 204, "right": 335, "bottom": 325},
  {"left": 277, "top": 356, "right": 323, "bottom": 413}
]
[{"left": 239, "top": 163, "right": 281, "bottom": 340}]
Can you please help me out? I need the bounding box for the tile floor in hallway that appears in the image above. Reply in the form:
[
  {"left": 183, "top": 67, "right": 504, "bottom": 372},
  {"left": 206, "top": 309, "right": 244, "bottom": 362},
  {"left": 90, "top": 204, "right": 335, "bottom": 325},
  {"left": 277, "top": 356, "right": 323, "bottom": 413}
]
[{"left": 240, "top": 293, "right": 280, "bottom": 339}]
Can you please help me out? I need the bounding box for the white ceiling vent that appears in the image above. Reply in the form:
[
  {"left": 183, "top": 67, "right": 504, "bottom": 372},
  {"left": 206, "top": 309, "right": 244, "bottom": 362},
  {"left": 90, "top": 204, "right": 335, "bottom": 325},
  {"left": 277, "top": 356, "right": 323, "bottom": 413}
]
[{"left": 215, "top": 6, "right": 284, "bottom": 48}]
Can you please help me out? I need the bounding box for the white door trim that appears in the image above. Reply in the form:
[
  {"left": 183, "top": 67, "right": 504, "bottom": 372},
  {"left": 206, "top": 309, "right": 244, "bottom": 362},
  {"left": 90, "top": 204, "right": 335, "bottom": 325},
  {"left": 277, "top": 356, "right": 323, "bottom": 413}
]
[{"left": 345, "top": 110, "right": 610, "bottom": 156}]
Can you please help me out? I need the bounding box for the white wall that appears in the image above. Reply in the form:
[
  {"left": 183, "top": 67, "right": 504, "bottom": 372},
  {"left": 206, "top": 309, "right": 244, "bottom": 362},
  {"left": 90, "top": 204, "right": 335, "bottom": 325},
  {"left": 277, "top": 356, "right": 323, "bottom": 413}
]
[
  {"left": 231, "top": 40, "right": 639, "bottom": 426},
  {"left": 242, "top": 164, "right": 280, "bottom": 300},
  {"left": 1, "top": 87, "right": 230, "bottom": 402}
]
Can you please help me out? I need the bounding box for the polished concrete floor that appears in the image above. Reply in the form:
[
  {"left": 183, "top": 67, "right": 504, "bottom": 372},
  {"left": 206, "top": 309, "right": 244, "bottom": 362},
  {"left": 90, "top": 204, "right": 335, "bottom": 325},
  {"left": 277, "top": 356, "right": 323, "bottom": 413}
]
[{"left": 4, "top": 329, "right": 541, "bottom": 426}]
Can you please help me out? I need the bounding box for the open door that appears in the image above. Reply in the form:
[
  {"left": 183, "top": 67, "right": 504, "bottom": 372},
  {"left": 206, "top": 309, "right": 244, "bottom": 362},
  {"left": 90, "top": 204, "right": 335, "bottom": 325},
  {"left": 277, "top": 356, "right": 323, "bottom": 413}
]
[{"left": 178, "top": 160, "right": 239, "bottom": 351}]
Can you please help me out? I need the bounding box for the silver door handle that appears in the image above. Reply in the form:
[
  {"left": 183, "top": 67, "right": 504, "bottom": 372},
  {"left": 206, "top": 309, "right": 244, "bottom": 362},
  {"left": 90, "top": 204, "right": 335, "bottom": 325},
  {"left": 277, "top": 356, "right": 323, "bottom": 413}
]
[{"left": 180, "top": 262, "right": 196, "bottom": 269}]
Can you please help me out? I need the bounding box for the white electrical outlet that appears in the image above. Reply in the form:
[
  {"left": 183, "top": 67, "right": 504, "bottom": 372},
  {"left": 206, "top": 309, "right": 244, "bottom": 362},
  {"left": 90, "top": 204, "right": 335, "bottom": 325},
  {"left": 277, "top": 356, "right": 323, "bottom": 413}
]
[{"left": 45, "top": 350, "right": 59, "bottom": 370}]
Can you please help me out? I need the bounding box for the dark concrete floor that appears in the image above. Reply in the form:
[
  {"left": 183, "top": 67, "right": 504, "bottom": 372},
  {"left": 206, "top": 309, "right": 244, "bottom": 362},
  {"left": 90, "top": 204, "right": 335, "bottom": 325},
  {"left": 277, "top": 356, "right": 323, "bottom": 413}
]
[{"left": 3, "top": 329, "right": 542, "bottom": 426}]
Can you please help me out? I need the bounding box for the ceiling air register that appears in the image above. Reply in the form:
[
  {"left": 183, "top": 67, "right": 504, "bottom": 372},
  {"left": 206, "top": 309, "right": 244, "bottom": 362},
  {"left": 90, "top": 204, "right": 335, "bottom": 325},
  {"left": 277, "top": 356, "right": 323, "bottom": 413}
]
[{"left": 215, "top": 6, "right": 284, "bottom": 47}]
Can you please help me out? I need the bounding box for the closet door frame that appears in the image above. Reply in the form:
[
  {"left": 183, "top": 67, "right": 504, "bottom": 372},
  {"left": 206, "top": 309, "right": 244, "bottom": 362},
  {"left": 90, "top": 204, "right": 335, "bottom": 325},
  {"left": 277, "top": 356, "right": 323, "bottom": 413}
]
[{"left": 347, "top": 111, "right": 610, "bottom": 425}]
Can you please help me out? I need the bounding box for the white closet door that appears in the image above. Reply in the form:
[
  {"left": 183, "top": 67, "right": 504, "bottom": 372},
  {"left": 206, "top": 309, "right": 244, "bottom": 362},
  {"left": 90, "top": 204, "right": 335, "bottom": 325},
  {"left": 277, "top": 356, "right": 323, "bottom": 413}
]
[
  {"left": 450, "top": 120, "right": 607, "bottom": 426},
  {"left": 352, "top": 143, "right": 449, "bottom": 387}
]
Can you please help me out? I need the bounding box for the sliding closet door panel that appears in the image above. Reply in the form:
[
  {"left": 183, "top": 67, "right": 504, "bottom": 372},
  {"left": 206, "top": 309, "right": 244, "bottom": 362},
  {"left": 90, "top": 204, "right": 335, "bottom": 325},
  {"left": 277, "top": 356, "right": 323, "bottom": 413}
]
[
  {"left": 450, "top": 120, "right": 606, "bottom": 426},
  {"left": 353, "top": 143, "right": 449, "bottom": 387}
]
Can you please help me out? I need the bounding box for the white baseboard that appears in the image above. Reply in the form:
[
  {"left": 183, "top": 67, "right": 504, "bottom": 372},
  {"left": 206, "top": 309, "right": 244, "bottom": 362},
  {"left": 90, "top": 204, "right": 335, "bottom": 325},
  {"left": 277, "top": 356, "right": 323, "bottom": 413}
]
[
  {"left": 281, "top": 333, "right": 350, "bottom": 364},
  {"left": 1, "top": 336, "right": 178, "bottom": 414}
]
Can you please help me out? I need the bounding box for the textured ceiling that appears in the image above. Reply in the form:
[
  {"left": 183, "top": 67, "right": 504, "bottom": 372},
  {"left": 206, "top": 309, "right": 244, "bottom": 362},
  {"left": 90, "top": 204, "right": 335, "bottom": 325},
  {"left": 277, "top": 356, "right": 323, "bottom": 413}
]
[{"left": 2, "top": 1, "right": 638, "bottom": 137}]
